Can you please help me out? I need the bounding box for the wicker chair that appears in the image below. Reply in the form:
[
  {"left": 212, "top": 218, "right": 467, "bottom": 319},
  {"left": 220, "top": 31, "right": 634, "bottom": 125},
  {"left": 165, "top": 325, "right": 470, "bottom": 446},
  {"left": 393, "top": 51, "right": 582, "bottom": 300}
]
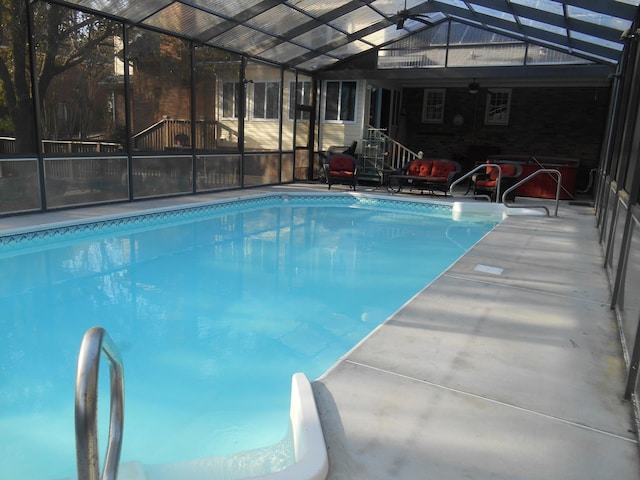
[{"left": 325, "top": 154, "right": 358, "bottom": 190}]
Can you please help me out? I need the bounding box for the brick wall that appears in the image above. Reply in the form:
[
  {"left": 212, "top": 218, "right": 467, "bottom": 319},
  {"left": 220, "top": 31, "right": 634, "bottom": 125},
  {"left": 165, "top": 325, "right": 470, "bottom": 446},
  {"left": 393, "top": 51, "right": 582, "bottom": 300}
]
[{"left": 402, "top": 85, "right": 610, "bottom": 188}]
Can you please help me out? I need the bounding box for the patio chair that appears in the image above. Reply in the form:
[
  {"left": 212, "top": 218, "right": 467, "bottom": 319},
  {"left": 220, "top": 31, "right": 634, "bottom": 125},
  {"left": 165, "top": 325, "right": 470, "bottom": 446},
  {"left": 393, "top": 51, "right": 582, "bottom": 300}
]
[
  {"left": 319, "top": 142, "right": 358, "bottom": 183},
  {"left": 473, "top": 162, "right": 522, "bottom": 201},
  {"left": 325, "top": 154, "right": 358, "bottom": 190}
]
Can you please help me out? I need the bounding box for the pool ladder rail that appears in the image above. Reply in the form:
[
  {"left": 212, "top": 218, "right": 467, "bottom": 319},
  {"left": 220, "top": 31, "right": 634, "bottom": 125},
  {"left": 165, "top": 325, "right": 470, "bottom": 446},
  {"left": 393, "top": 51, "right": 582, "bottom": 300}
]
[
  {"left": 75, "top": 327, "right": 125, "bottom": 480},
  {"left": 449, "top": 164, "right": 562, "bottom": 216}
]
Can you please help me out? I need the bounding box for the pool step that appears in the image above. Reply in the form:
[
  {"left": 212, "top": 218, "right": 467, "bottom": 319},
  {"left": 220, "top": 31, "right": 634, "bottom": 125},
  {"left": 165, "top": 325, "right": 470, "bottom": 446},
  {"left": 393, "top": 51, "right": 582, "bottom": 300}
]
[
  {"left": 141, "top": 437, "right": 294, "bottom": 480},
  {"left": 118, "top": 461, "right": 147, "bottom": 480},
  {"left": 54, "top": 461, "right": 146, "bottom": 480}
]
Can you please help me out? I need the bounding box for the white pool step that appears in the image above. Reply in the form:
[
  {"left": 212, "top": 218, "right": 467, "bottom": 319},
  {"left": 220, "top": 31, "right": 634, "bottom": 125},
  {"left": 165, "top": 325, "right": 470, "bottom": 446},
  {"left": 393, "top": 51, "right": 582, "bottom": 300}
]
[{"left": 115, "top": 373, "right": 328, "bottom": 480}]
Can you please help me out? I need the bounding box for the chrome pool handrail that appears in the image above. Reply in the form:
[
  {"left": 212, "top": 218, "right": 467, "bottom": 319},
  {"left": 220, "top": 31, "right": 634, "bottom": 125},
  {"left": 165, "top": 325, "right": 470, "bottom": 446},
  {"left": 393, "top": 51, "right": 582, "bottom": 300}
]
[
  {"left": 501, "top": 168, "right": 562, "bottom": 217},
  {"left": 75, "top": 327, "right": 124, "bottom": 480},
  {"left": 448, "top": 163, "right": 502, "bottom": 202}
]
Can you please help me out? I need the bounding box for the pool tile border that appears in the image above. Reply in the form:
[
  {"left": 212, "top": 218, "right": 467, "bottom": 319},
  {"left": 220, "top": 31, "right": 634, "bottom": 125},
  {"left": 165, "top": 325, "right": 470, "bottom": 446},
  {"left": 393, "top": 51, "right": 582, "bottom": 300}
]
[{"left": 0, "top": 193, "right": 455, "bottom": 251}]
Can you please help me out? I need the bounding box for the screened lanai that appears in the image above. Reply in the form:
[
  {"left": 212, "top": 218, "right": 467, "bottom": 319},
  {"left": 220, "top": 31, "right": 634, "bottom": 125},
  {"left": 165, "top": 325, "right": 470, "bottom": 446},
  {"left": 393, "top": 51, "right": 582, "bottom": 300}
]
[
  {"left": 3, "top": 0, "right": 640, "bottom": 474},
  {"left": 1, "top": 1, "right": 638, "bottom": 214}
]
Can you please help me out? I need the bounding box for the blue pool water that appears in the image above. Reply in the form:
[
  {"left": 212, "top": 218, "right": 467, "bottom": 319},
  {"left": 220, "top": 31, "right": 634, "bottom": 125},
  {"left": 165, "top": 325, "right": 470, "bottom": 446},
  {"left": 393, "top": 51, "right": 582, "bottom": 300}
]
[{"left": 0, "top": 194, "right": 500, "bottom": 479}]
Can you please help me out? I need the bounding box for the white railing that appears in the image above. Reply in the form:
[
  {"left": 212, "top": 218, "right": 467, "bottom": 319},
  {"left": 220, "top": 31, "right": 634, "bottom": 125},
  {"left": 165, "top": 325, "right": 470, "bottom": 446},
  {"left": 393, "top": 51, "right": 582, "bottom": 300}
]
[{"left": 364, "top": 126, "right": 421, "bottom": 170}]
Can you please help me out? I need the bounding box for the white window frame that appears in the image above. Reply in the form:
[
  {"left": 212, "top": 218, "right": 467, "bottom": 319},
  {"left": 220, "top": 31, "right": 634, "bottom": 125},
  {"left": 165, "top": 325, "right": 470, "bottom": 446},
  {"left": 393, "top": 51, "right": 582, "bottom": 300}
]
[
  {"left": 289, "top": 80, "right": 313, "bottom": 121},
  {"left": 484, "top": 88, "right": 511, "bottom": 125},
  {"left": 252, "top": 80, "right": 280, "bottom": 120},
  {"left": 323, "top": 80, "right": 357, "bottom": 123},
  {"left": 221, "top": 81, "right": 246, "bottom": 120},
  {"left": 421, "top": 89, "right": 445, "bottom": 123}
]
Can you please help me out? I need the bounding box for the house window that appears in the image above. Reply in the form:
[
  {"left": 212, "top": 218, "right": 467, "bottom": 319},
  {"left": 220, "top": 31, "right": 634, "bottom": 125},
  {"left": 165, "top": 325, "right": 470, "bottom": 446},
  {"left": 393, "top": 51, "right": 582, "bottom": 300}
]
[
  {"left": 253, "top": 81, "right": 280, "bottom": 120},
  {"left": 324, "top": 80, "right": 356, "bottom": 122},
  {"left": 485, "top": 89, "right": 511, "bottom": 125},
  {"left": 222, "top": 82, "right": 241, "bottom": 119},
  {"left": 289, "top": 80, "right": 312, "bottom": 120},
  {"left": 422, "top": 89, "right": 445, "bottom": 123}
]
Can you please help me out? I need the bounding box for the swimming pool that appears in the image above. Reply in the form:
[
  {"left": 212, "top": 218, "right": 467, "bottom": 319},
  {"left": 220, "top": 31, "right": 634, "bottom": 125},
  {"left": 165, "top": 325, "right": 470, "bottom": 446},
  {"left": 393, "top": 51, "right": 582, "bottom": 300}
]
[{"left": 0, "top": 193, "right": 501, "bottom": 480}]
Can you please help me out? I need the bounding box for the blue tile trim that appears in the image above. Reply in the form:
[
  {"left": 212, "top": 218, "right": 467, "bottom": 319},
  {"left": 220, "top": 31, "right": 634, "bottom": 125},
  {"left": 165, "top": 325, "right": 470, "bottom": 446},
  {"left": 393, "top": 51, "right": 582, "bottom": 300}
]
[{"left": 0, "top": 194, "right": 453, "bottom": 251}]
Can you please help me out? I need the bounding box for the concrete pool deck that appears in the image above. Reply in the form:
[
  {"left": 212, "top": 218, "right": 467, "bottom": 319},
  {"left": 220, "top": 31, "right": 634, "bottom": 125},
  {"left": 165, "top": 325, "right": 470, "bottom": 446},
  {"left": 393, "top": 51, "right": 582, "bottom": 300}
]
[
  {"left": 311, "top": 189, "right": 640, "bottom": 480},
  {"left": 1, "top": 184, "right": 638, "bottom": 479}
]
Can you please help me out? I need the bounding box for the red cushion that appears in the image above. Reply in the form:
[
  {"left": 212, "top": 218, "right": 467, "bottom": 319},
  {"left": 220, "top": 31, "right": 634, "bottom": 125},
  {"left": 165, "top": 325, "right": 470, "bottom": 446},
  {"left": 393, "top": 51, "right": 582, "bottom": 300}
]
[
  {"left": 487, "top": 163, "right": 518, "bottom": 180},
  {"left": 408, "top": 160, "right": 433, "bottom": 177},
  {"left": 330, "top": 170, "right": 354, "bottom": 177},
  {"left": 500, "top": 164, "right": 518, "bottom": 177},
  {"left": 329, "top": 155, "right": 355, "bottom": 172},
  {"left": 430, "top": 161, "right": 456, "bottom": 178},
  {"left": 486, "top": 166, "right": 500, "bottom": 181}
]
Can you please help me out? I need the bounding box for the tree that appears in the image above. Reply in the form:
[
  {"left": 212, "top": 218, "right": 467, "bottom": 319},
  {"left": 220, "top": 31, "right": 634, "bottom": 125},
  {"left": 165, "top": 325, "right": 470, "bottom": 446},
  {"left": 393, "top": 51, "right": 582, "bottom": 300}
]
[{"left": 0, "top": 0, "right": 117, "bottom": 152}]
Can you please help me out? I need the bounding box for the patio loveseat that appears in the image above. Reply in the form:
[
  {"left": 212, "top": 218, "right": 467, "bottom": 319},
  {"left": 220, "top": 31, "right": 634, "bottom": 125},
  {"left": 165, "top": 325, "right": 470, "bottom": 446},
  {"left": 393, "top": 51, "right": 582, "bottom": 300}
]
[{"left": 388, "top": 158, "right": 461, "bottom": 195}]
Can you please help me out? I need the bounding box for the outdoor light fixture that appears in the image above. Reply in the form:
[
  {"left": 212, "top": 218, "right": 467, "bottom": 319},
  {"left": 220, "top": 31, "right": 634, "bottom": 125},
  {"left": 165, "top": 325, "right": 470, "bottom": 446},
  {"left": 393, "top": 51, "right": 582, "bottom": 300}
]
[{"left": 468, "top": 79, "right": 480, "bottom": 94}]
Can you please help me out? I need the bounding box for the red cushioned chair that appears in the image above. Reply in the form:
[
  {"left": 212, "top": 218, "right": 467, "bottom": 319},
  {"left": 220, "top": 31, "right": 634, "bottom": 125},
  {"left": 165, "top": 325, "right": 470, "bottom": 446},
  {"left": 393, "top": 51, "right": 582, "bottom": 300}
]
[
  {"left": 473, "top": 162, "right": 522, "bottom": 201},
  {"left": 325, "top": 154, "right": 358, "bottom": 190}
]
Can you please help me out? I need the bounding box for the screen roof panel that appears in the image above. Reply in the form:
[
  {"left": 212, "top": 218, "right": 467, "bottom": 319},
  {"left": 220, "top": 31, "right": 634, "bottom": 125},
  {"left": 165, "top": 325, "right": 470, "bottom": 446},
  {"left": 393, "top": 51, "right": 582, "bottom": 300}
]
[
  {"left": 65, "top": 0, "right": 172, "bottom": 23},
  {"left": 190, "top": 0, "right": 264, "bottom": 17},
  {"left": 245, "top": 4, "right": 315, "bottom": 36},
  {"left": 207, "top": 25, "right": 279, "bottom": 57},
  {"left": 142, "top": 3, "right": 226, "bottom": 38},
  {"left": 328, "top": 6, "right": 386, "bottom": 34},
  {"left": 255, "top": 42, "right": 312, "bottom": 63},
  {"left": 58, "top": 0, "right": 638, "bottom": 70}
]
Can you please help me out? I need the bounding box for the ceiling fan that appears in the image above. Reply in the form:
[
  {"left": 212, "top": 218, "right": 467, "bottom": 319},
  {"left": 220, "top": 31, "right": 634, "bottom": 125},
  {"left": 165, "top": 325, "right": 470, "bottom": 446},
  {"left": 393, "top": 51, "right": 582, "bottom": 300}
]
[
  {"left": 468, "top": 79, "right": 480, "bottom": 94},
  {"left": 393, "top": 0, "right": 435, "bottom": 29},
  {"left": 467, "top": 79, "right": 496, "bottom": 96}
]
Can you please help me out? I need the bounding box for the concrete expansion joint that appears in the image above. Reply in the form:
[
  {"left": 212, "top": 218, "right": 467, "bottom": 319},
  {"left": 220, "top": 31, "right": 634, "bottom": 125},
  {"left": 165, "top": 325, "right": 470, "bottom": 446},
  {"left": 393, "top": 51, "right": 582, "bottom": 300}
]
[
  {"left": 443, "top": 272, "right": 608, "bottom": 306},
  {"left": 345, "top": 359, "right": 638, "bottom": 444}
]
